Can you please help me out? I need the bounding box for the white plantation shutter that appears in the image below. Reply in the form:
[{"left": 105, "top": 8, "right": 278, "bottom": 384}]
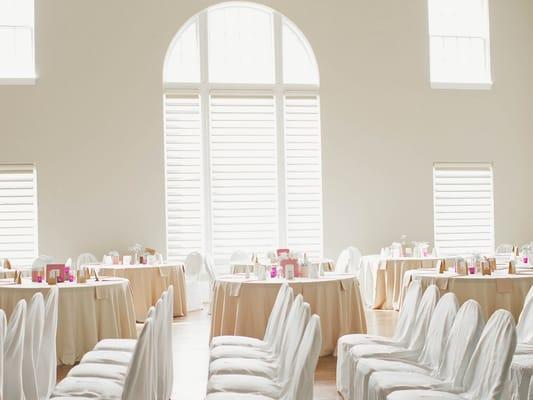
[
  {"left": 433, "top": 163, "right": 494, "bottom": 256},
  {"left": 284, "top": 95, "right": 323, "bottom": 257},
  {"left": 0, "top": 165, "right": 38, "bottom": 267},
  {"left": 164, "top": 94, "right": 203, "bottom": 262},
  {"left": 209, "top": 95, "right": 278, "bottom": 266}
]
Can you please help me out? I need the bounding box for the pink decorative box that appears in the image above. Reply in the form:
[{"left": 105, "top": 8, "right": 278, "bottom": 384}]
[
  {"left": 280, "top": 258, "right": 300, "bottom": 278},
  {"left": 46, "top": 264, "right": 66, "bottom": 283},
  {"left": 276, "top": 248, "right": 290, "bottom": 257}
]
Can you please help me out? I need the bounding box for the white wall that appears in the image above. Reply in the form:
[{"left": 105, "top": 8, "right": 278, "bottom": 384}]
[{"left": 0, "top": 0, "right": 532, "bottom": 261}]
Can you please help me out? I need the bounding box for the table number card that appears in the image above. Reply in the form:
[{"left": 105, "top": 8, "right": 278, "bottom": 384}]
[{"left": 457, "top": 260, "right": 468, "bottom": 276}]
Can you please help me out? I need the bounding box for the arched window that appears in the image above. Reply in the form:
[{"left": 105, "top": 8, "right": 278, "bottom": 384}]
[{"left": 163, "top": 2, "right": 322, "bottom": 270}]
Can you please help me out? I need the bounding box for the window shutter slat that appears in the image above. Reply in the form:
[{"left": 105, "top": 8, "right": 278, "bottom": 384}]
[
  {"left": 0, "top": 165, "right": 37, "bottom": 267},
  {"left": 284, "top": 96, "right": 322, "bottom": 258},
  {"left": 433, "top": 163, "right": 494, "bottom": 256}
]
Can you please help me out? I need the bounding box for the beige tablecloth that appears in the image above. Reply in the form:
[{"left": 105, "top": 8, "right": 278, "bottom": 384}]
[
  {"left": 99, "top": 264, "right": 187, "bottom": 322},
  {"left": 211, "top": 273, "right": 367, "bottom": 356},
  {"left": 359, "top": 255, "right": 446, "bottom": 310},
  {"left": 0, "top": 277, "right": 136, "bottom": 365},
  {"left": 230, "top": 259, "right": 334, "bottom": 275},
  {"left": 409, "top": 270, "right": 533, "bottom": 320}
]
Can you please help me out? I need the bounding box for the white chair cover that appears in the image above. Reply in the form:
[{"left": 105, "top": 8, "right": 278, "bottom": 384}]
[
  {"left": 4, "top": 300, "right": 26, "bottom": 400},
  {"left": 211, "top": 284, "right": 289, "bottom": 349},
  {"left": 22, "top": 293, "right": 45, "bottom": 400},
  {"left": 209, "top": 303, "right": 311, "bottom": 380},
  {"left": 354, "top": 293, "right": 459, "bottom": 400},
  {"left": 502, "top": 354, "right": 533, "bottom": 400},
  {"left": 209, "top": 289, "right": 294, "bottom": 361},
  {"left": 53, "top": 317, "right": 157, "bottom": 400},
  {"left": 516, "top": 285, "right": 533, "bottom": 354},
  {"left": 335, "top": 248, "right": 351, "bottom": 273},
  {"left": 37, "top": 287, "right": 58, "bottom": 400},
  {"left": 230, "top": 251, "right": 253, "bottom": 265},
  {"left": 32, "top": 255, "right": 54, "bottom": 268},
  {"left": 529, "top": 375, "right": 533, "bottom": 400},
  {"left": 496, "top": 244, "right": 514, "bottom": 254},
  {"left": 184, "top": 251, "right": 204, "bottom": 311},
  {"left": 336, "top": 281, "right": 422, "bottom": 397},
  {"left": 76, "top": 253, "right": 97, "bottom": 268},
  {"left": 347, "top": 285, "right": 439, "bottom": 400},
  {"left": 388, "top": 309, "right": 517, "bottom": 400},
  {"left": 347, "top": 246, "right": 362, "bottom": 276},
  {"left": 164, "top": 286, "right": 174, "bottom": 399},
  {"left": 207, "top": 314, "right": 322, "bottom": 400}
]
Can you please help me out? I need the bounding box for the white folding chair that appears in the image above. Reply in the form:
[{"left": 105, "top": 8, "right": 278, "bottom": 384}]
[
  {"left": 388, "top": 309, "right": 517, "bottom": 400},
  {"left": 205, "top": 314, "right": 323, "bottom": 400},
  {"left": 346, "top": 285, "right": 440, "bottom": 400},
  {"left": 184, "top": 251, "right": 204, "bottom": 311},
  {"left": 52, "top": 317, "right": 157, "bottom": 400},
  {"left": 336, "top": 281, "right": 422, "bottom": 397},
  {"left": 37, "top": 287, "right": 59, "bottom": 400},
  {"left": 22, "top": 293, "right": 45, "bottom": 400},
  {"left": 210, "top": 284, "right": 289, "bottom": 349},
  {"left": 4, "top": 300, "right": 26, "bottom": 400}
]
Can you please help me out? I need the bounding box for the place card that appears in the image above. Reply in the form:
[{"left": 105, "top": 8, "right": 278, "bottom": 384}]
[{"left": 481, "top": 260, "right": 491, "bottom": 276}]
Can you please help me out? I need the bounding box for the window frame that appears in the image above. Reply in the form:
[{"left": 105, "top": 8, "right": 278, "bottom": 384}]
[
  {"left": 163, "top": 4, "right": 323, "bottom": 268},
  {"left": 427, "top": 0, "right": 492, "bottom": 90},
  {"left": 0, "top": 0, "right": 37, "bottom": 85},
  {"left": 432, "top": 162, "right": 495, "bottom": 257}
]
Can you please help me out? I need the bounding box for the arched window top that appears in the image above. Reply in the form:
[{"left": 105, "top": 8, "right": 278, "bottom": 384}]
[{"left": 163, "top": 2, "right": 319, "bottom": 86}]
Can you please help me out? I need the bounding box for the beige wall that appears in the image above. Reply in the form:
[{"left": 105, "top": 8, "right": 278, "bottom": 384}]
[{"left": 0, "top": 0, "right": 532, "bottom": 262}]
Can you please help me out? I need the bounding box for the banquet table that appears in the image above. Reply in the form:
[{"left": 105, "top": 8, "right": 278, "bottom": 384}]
[
  {"left": 0, "top": 277, "right": 136, "bottom": 365},
  {"left": 211, "top": 273, "right": 367, "bottom": 356},
  {"left": 359, "top": 255, "right": 446, "bottom": 310},
  {"left": 408, "top": 270, "right": 533, "bottom": 320},
  {"left": 229, "top": 258, "right": 334, "bottom": 274},
  {"left": 98, "top": 263, "right": 187, "bottom": 322}
]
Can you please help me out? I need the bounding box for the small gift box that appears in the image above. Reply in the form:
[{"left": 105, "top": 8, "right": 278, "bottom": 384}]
[
  {"left": 481, "top": 260, "right": 491, "bottom": 275},
  {"left": 280, "top": 258, "right": 300, "bottom": 279},
  {"left": 46, "top": 264, "right": 65, "bottom": 283},
  {"left": 457, "top": 260, "right": 468, "bottom": 276},
  {"left": 508, "top": 260, "right": 517, "bottom": 275}
]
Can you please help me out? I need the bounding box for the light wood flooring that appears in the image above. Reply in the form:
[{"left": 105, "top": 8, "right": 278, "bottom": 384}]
[{"left": 58, "top": 308, "right": 398, "bottom": 399}]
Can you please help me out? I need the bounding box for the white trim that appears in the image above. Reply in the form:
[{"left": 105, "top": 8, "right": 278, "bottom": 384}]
[
  {"left": 0, "top": 77, "right": 36, "bottom": 85},
  {"left": 431, "top": 81, "right": 493, "bottom": 90}
]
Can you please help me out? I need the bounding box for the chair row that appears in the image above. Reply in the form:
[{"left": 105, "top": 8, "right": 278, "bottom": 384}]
[
  {"left": 337, "top": 281, "right": 533, "bottom": 400},
  {"left": 205, "top": 284, "right": 322, "bottom": 400},
  {"left": 51, "top": 286, "right": 175, "bottom": 400},
  {"left": 0, "top": 288, "right": 59, "bottom": 400}
]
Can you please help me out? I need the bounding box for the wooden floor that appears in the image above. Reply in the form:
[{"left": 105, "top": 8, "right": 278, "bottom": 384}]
[{"left": 58, "top": 308, "right": 397, "bottom": 400}]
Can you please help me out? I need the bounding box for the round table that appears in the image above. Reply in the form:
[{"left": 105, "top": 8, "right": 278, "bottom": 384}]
[
  {"left": 408, "top": 270, "right": 533, "bottom": 320},
  {"left": 211, "top": 273, "right": 367, "bottom": 356},
  {"left": 98, "top": 263, "right": 188, "bottom": 322},
  {"left": 230, "top": 258, "right": 334, "bottom": 274},
  {"left": 359, "top": 255, "right": 448, "bottom": 310},
  {"left": 0, "top": 277, "right": 136, "bottom": 365}
]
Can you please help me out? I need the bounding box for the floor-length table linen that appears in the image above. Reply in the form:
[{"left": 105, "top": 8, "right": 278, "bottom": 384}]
[
  {"left": 359, "top": 255, "right": 445, "bottom": 310},
  {"left": 99, "top": 263, "right": 187, "bottom": 322},
  {"left": 210, "top": 273, "right": 367, "bottom": 356},
  {"left": 0, "top": 277, "right": 136, "bottom": 365},
  {"left": 408, "top": 270, "right": 533, "bottom": 320}
]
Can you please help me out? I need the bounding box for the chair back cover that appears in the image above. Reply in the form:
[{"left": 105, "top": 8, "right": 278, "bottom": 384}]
[
  {"left": 346, "top": 246, "right": 362, "bottom": 276},
  {"left": 0, "top": 310, "right": 6, "bottom": 398},
  {"left": 22, "top": 293, "right": 45, "bottom": 400},
  {"left": 285, "top": 315, "right": 322, "bottom": 400},
  {"left": 32, "top": 255, "right": 54, "bottom": 269},
  {"left": 275, "top": 295, "right": 303, "bottom": 355},
  {"left": 204, "top": 255, "right": 217, "bottom": 286},
  {"left": 517, "top": 285, "right": 533, "bottom": 345},
  {"left": 437, "top": 299, "right": 485, "bottom": 384},
  {"left": 229, "top": 250, "right": 252, "bottom": 265},
  {"left": 163, "top": 286, "right": 174, "bottom": 399},
  {"left": 495, "top": 244, "right": 514, "bottom": 254},
  {"left": 407, "top": 285, "right": 440, "bottom": 351},
  {"left": 4, "top": 299, "right": 26, "bottom": 400},
  {"left": 64, "top": 257, "right": 72, "bottom": 267},
  {"left": 460, "top": 309, "right": 517, "bottom": 399},
  {"left": 263, "top": 284, "right": 288, "bottom": 344},
  {"left": 76, "top": 253, "right": 98, "bottom": 268},
  {"left": 184, "top": 251, "right": 203, "bottom": 279},
  {"left": 416, "top": 292, "right": 459, "bottom": 370},
  {"left": 279, "top": 302, "right": 311, "bottom": 382},
  {"left": 335, "top": 248, "right": 351, "bottom": 273},
  {"left": 271, "top": 287, "right": 294, "bottom": 354},
  {"left": 153, "top": 296, "right": 167, "bottom": 400},
  {"left": 37, "top": 287, "right": 58, "bottom": 400},
  {"left": 394, "top": 280, "right": 422, "bottom": 344},
  {"left": 122, "top": 317, "right": 156, "bottom": 400}
]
